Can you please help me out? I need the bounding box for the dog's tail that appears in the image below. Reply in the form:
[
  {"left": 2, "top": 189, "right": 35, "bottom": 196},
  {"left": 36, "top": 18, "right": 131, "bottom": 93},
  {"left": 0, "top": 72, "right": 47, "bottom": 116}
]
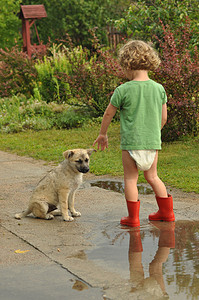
[{"left": 15, "top": 208, "right": 32, "bottom": 219}]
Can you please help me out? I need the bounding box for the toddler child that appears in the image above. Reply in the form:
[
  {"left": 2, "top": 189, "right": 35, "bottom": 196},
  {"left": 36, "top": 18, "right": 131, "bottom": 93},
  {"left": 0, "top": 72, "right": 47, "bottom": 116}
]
[{"left": 93, "top": 40, "right": 175, "bottom": 227}]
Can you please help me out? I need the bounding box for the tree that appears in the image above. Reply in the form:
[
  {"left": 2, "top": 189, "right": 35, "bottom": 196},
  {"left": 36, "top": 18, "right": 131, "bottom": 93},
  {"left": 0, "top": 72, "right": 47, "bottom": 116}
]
[
  {"left": 114, "top": 0, "right": 198, "bottom": 48},
  {"left": 0, "top": 0, "right": 22, "bottom": 49}
]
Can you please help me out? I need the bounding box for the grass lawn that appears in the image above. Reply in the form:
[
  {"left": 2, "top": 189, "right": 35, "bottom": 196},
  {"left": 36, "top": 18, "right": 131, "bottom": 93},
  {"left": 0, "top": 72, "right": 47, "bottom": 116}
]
[{"left": 0, "top": 123, "right": 198, "bottom": 193}]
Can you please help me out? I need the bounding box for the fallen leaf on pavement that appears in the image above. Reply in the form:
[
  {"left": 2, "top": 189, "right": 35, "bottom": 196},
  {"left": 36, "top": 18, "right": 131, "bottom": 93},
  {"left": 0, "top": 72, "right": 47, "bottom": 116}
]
[{"left": 15, "top": 249, "right": 30, "bottom": 254}]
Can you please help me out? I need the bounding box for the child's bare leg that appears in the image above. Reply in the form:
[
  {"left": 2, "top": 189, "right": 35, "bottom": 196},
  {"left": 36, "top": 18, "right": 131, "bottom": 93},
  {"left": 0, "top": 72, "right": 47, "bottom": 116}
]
[
  {"left": 122, "top": 150, "right": 139, "bottom": 201},
  {"left": 121, "top": 151, "right": 140, "bottom": 227},
  {"left": 144, "top": 151, "right": 167, "bottom": 197}
]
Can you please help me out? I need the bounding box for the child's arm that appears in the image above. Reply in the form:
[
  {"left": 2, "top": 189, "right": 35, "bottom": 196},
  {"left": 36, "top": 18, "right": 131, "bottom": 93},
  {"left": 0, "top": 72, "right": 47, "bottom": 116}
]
[
  {"left": 93, "top": 103, "right": 117, "bottom": 151},
  {"left": 161, "top": 103, "right": 167, "bottom": 129}
]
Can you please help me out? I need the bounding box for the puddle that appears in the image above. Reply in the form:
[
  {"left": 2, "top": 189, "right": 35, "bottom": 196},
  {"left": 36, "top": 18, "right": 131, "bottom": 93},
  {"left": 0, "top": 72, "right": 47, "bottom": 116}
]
[
  {"left": 86, "top": 221, "right": 199, "bottom": 299},
  {"left": 90, "top": 180, "right": 153, "bottom": 194}
]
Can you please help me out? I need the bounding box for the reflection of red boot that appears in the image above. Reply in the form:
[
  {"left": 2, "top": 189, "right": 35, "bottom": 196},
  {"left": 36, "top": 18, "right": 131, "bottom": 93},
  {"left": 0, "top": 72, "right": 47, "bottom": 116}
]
[
  {"left": 149, "top": 194, "right": 175, "bottom": 222},
  {"left": 128, "top": 229, "right": 143, "bottom": 252},
  {"left": 120, "top": 200, "right": 140, "bottom": 227},
  {"left": 150, "top": 221, "right": 175, "bottom": 248}
]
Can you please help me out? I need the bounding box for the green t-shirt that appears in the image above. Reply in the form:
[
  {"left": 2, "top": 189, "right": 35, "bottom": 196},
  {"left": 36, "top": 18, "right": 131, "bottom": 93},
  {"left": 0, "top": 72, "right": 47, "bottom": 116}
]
[{"left": 110, "top": 79, "right": 167, "bottom": 150}]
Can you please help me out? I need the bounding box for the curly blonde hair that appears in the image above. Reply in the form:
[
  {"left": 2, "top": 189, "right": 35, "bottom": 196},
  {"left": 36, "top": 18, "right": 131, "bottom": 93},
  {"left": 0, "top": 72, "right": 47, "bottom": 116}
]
[{"left": 118, "top": 40, "right": 160, "bottom": 71}]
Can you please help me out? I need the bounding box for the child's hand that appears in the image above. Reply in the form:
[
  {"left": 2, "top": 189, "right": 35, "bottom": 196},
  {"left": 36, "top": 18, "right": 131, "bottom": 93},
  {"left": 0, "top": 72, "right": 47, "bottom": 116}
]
[{"left": 93, "top": 134, "right": 108, "bottom": 151}]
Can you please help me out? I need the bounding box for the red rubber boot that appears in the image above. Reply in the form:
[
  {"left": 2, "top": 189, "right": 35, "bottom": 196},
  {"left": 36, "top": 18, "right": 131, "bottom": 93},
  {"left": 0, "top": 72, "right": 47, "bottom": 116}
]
[
  {"left": 149, "top": 194, "right": 175, "bottom": 222},
  {"left": 120, "top": 200, "right": 140, "bottom": 227}
]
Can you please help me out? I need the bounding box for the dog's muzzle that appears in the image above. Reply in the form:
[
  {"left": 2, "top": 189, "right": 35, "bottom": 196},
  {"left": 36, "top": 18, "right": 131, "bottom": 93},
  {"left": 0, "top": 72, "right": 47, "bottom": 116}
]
[{"left": 77, "top": 166, "right": 89, "bottom": 173}]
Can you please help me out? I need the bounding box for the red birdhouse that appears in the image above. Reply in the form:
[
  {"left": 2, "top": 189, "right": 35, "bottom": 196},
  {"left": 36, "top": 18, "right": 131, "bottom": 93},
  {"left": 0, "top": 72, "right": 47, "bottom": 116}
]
[{"left": 19, "top": 5, "right": 47, "bottom": 58}]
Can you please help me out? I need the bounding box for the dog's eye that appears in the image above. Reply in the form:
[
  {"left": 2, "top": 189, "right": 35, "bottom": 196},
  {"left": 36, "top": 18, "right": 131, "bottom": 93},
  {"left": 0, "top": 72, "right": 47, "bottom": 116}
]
[
  {"left": 76, "top": 159, "right": 83, "bottom": 164},
  {"left": 85, "top": 158, "right": 89, "bottom": 163}
]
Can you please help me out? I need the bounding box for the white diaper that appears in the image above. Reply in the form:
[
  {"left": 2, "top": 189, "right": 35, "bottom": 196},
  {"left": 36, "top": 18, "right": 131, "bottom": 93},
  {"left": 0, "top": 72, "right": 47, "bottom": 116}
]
[{"left": 128, "top": 150, "right": 156, "bottom": 171}]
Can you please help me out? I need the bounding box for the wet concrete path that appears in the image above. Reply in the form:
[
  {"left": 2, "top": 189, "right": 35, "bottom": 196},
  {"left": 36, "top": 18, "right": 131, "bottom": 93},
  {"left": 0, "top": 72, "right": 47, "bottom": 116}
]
[{"left": 0, "top": 151, "right": 198, "bottom": 299}]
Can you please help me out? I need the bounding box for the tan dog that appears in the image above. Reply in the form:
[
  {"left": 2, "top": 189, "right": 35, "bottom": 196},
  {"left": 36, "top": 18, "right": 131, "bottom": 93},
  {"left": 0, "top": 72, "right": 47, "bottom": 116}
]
[{"left": 15, "top": 149, "right": 96, "bottom": 221}]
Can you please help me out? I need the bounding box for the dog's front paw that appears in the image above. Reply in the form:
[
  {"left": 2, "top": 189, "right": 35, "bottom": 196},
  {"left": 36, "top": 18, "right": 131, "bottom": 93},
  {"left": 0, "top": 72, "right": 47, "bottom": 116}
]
[
  {"left": 46, "top": 214, "right": 54, "bottom": 220},
  {"left": 71, "top": 211, "right": 81, "bottom": 217},
  {"left": 15, "top": 213, "right": 22, "bottom": 220},
  {"left": 63, "top": 216, "right": 74, "bottom": 222}
]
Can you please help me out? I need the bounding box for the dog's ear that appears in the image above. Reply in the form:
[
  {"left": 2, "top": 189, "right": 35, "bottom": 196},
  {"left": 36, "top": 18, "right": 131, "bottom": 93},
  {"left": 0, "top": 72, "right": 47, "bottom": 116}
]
[
  {"left": 63, "top": 150, "right": 74, "bottom": 159},
  {"left": 87, "top": 149, "right": 97, "bottom": 157}
]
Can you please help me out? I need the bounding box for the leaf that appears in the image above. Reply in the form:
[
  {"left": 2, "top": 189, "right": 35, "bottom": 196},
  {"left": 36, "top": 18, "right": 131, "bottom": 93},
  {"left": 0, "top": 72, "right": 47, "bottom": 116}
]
[{"left": 14, "top": 249, "right": 30, "bottom": 254}]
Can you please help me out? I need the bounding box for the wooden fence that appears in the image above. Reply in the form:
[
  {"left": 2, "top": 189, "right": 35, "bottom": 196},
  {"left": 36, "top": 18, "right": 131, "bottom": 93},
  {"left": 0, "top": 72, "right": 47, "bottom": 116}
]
[{"left": 107, "top": 26, "right": 126, "bottom": 49}]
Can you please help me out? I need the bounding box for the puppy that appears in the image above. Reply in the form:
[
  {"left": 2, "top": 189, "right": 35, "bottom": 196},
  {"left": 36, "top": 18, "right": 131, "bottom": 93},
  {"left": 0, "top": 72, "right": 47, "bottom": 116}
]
[{"left": 15, "top": 149, "right": 96, "bottom": 221}]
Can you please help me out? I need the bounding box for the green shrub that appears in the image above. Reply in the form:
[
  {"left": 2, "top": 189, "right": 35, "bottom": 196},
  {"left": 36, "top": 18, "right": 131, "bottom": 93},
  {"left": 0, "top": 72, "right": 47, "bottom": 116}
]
[
  {"left": 34, "top": 44, "right": 89, "bottom": 103},
  {"left": 53, "top": 107, "right": 89, "bottom": 129},
  {"left": 34, "top": 53, "right": 71, "bottom": 103},
  {"left": 0, "top": 95, "right": 22, "bottom": 127},
  {"left": 0, "top": 95, "right": 90, "bottom": 133},
  {"left": 152, "top": 21, "right": 199, "bottom": 141},
  {"left": 61, "top": 36, "right": 126, "bottom": 116},
  {"left": 0, "top": 47, "right": 37, "bottom": 98},
  {"left": 22, "top": 117, "right": 53, "bottom": 131}
]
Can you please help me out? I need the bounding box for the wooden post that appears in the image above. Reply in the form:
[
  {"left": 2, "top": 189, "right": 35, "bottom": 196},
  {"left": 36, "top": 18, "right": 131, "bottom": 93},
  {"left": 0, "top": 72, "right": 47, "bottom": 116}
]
[{"left": 25, "top": 20, "right": 31, "bottom": 58}]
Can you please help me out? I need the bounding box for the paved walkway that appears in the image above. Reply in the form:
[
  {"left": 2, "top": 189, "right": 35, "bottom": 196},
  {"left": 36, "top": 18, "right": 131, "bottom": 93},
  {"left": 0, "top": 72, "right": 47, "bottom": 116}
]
[{"left": 0, "top": 150, "right": 198, "bottom": 299}]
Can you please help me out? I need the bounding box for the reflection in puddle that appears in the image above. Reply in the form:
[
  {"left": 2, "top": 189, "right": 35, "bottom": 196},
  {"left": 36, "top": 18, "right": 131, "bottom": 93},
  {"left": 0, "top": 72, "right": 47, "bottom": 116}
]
[
  {"left": 90, "top": 180, "right": 153, "bottom": 194},
  {"left": 128, "top": 222, "right": 175, "bottom": 299},
  {"left": 87, "top": 221, "right": 199, "bottom": 299}
]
